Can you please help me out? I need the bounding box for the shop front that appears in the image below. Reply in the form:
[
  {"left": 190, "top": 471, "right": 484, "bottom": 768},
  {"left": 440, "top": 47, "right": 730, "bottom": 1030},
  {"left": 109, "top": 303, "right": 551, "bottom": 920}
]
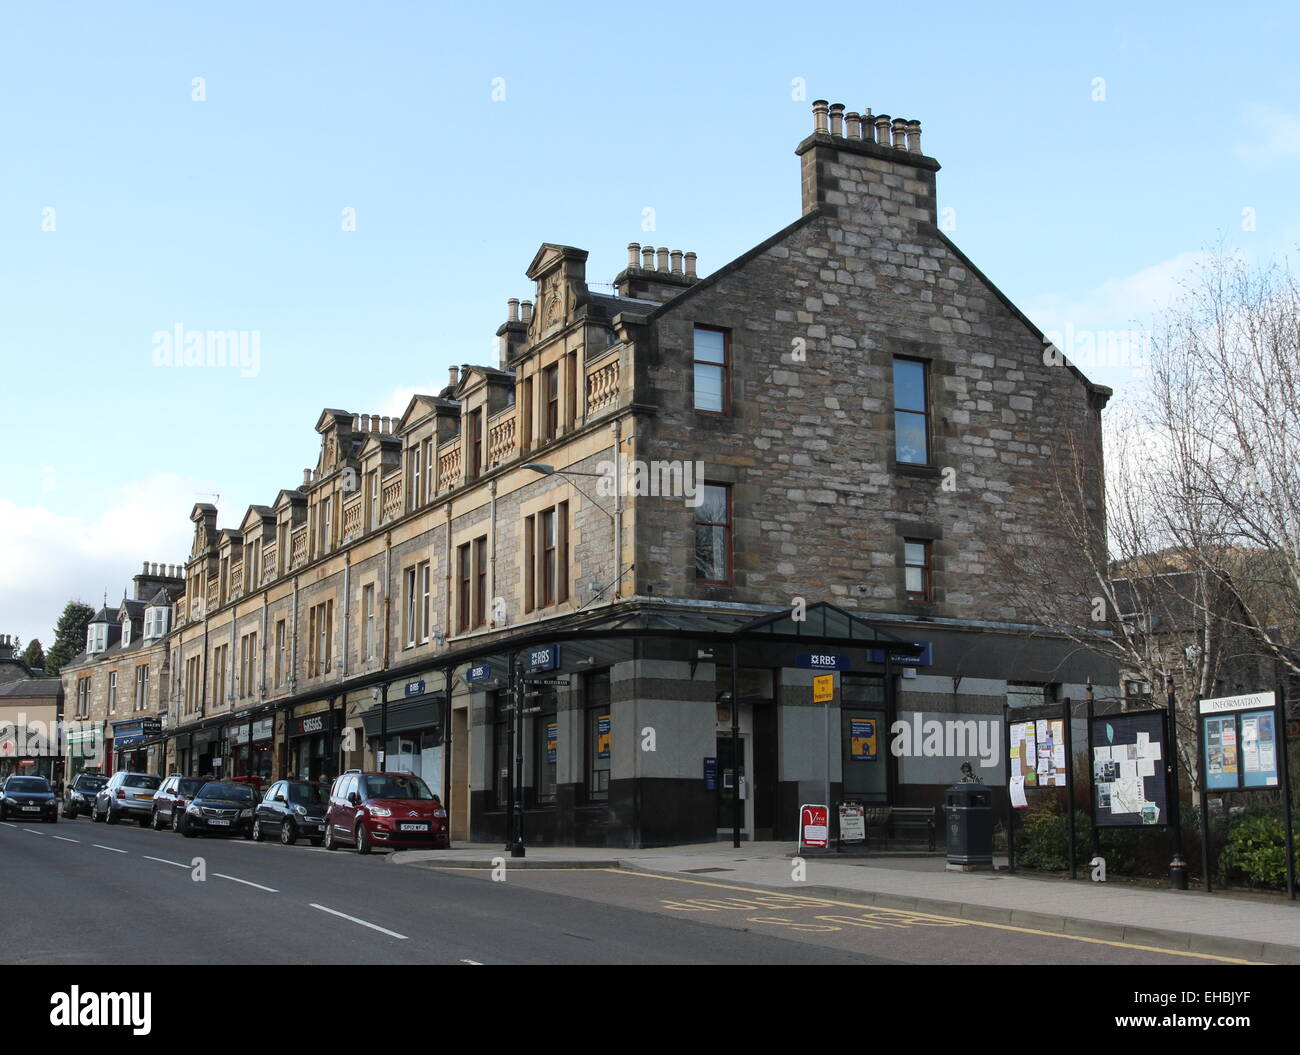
[
  {"left": 361, "top": 680, "right": 444, "bottom": 796},
  {"left": 111, "top": 717, "right": 161, "bottom": 775},
  {"left": 227, "top": 716, "right": 275, "bottom": 785},
  {"left": 64, "top": 724, "right": 104, "bottom": 781},
  {"left": 286, "top": 709, "right": 341, "bottom": 785}
]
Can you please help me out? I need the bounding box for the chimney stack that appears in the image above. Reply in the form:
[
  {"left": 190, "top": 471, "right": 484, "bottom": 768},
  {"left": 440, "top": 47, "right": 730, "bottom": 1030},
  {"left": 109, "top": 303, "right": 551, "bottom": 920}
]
[
  {"left": 498, "top": 300, "right": 528, "bottom": 367},
  {"left": 796, "top": 98, "right": 938, "bottom": 226},
  {"left": 0, "top": 634, "right": 13, "bottom": 661}
]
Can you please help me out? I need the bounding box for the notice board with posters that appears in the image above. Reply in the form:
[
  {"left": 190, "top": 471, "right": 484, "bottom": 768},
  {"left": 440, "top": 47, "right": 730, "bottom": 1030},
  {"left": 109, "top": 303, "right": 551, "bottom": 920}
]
[
  {"left": 1089, "top": 710, "right": 1168, "bottom": 827},
  {"left": 1200, "top": 692, "right": 1280, "bottom": 791},
  {"left": 1009, "top": 717, "right": 1067, "bottom": 787}
]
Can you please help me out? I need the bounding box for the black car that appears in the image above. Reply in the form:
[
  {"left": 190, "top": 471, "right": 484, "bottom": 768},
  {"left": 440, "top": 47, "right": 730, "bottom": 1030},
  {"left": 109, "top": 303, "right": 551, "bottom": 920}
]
[
  {"left": 1, "top": 775, "right": 60, "bottom": 823},
  {"left": 179, "top": 782, "right": 260, "bottom": 837},
  {"left": 151, "top": 775, "right": 205, "bottom": 831},
  {"left": 62, "top": 773, "right": 108, "bottom": 818},
  {"left": 252, "top": 780, "right": 328, "bottom": 846}
]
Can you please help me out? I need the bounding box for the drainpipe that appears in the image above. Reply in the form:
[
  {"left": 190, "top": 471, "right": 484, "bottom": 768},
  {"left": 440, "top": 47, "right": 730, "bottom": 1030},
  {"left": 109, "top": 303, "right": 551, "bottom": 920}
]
[
  {"left": 611, "top": 419, "right": 622, "bottom": 600},
  {"left": 342, "top": 554, "right": 351, "bottom": 678}
]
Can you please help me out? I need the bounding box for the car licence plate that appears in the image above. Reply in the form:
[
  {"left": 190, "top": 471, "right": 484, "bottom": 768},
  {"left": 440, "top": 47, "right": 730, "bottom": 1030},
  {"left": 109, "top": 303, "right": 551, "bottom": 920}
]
[
  {"left": 134, "top": 793, "right": 153, "bottom": 799},
  {"left": 21, "top": 806, "right": 39, "bottom": 812},
  {"left": 399, "top": 823, "right": 429, "bottom": 832},
  {"left": 207, "top": 818, "right": 230, "bottom": 826}
]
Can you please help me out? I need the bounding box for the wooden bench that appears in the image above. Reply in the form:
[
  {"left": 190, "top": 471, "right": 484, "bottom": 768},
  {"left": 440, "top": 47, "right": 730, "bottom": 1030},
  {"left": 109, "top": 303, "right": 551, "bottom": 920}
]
[{"left": 865, "top": 806, "right": 938, "bottom": 851}]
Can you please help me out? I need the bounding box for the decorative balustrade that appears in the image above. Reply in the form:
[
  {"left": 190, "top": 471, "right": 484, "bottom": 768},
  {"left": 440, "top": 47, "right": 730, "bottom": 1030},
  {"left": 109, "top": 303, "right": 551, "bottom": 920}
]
[
  {"left": 261, "top": 542, "right": 277, "bottom": 583},
  {"left": 587, "top": 358, "right": 620, "bottom": 414},
  {"left": 206, "top": 580, "right": 220, "bottom": 611},
  {"left": 381, "top": 478, "right": 402, "bottom": 523},
  {"left": 229, "top": 561, "right": 243, "bottom": 597},
  {"left": 438, "top": 442, "right": 462, "bottom": 492},
  {"left": 290, "top": 527, "right": 307, "bottom": 568},
  {"left": 487, "top": 413, "right": 516, "bottom": 468},
  {"left": 342, "top": 497, "right": 363, "bottom": 542}
]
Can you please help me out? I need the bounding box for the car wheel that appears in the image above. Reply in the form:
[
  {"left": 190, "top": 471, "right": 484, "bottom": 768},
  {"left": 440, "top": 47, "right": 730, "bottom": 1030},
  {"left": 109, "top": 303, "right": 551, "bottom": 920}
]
[
  {"left": 105, "top": 806, "right": 119, "bottom": 825},
  {"left": 181, "top": 815, "right": 197, "bottom": 838},
  {"left": 281, "top": 819, "right": 298, "bottom": 846},
  {"left": 355, "top": 823, "right": 371, "bottom": 855},
  {"left": 323, "top": 823, "right": 338, "bottom": 850},
  {"left": 171, "top": 809, "right": 182, "bottom": 833},
  {"left": 251, "top": 819, "right": 264, "bottom": 842},
  {"left": 151, "top": 808, "right": 164, "bottom": 830},
  {"left": 90, "top": 803, "right": 101, "bottom": 822}
]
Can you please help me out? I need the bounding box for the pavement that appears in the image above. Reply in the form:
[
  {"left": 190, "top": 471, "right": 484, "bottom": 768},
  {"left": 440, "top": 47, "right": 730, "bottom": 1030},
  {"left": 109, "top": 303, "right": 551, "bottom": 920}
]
[{"left": 396, "top": 841, "right": 1300, "bottom": 964}]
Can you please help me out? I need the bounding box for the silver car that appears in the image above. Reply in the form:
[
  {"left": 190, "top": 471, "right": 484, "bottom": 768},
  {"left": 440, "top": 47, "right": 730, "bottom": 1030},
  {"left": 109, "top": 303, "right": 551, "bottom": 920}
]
[{"left": 93, "top": 771, "right": 163, "bottom": 826}]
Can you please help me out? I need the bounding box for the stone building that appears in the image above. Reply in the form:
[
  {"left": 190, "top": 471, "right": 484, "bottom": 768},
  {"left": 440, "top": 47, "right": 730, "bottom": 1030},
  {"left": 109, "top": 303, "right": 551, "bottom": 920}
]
[
  {"left": 0, "top": 634, "right": 63, "bottom": 781},
  {"left": 152, "top": 99, "right": 1116, "bottom": 846},
  {"left": 57, "top": 564, "right": 184, "bottom": 779}
]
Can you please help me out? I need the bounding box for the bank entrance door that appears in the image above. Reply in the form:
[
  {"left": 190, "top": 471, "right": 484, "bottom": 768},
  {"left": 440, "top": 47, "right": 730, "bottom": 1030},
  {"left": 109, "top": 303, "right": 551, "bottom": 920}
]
[{"left": 715, "top": 732, "right": 752, "bottom": 838}]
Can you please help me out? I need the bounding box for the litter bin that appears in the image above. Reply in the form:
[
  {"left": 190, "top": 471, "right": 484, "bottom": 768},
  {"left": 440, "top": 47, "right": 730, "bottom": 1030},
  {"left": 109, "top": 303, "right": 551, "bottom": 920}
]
[{"left": 944, "top": 781, "right": 993, "bottom": 869}]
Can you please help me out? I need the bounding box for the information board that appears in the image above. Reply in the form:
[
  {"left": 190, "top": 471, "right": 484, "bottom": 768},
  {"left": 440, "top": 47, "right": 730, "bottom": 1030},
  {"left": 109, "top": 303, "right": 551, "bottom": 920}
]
[
  {"left": 1200, "top": 693, "right": 1280, "bottom": 790},
  {"left": 1009, "top": 717, "right": 1067, "bottom": 788},
  {"left": 1089, "top": 711, "right": 1168, "bottom": 827}
]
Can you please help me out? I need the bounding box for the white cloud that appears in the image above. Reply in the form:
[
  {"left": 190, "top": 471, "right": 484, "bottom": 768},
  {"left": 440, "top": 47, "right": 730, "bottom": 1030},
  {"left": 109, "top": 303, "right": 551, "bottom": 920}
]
[
  {"left": 379, "top": 381, "right": 450, "bottom": 419},
  {"left": 0, "top": 473, "right": 206, "bottom": 653},
  {"left": 1022, "top": 250, "right": 1213, "bottom": 392},
  {"left": 1236, "top": 103, "right": 1300, "bottom": 164}
]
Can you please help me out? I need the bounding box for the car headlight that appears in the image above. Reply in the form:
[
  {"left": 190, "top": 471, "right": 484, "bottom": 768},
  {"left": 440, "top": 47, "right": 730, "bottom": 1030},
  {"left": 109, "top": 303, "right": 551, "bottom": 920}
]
[
  {"left": 293, "top": 805, "right": 308, "bottom": 816},
  {"left": 434, "top": 808, "right": 447, "bottom": 818},
  {"left": 367, "top": 806, "right": 391, "bottom": 817},
  {"left": 239, "top": 809, "right": 252, "bottom": 818},
  {"left": 187, "top": 803, "right": 202, "bottom": 816},
  {"left": 2, "top": 797, "right": 14, "bottom": 805}
]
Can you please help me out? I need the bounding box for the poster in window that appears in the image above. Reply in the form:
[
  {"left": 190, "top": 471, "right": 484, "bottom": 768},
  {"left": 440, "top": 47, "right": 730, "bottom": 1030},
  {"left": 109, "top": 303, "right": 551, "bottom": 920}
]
[
  {"left": 849, "top": 718, "right": 877, "bottom": 761},
  {"left": 597, "top": 715, "right": 611, "bottom": 759},
  {"left": 545, "top": 722, "right": 557, "bottom": 765}
]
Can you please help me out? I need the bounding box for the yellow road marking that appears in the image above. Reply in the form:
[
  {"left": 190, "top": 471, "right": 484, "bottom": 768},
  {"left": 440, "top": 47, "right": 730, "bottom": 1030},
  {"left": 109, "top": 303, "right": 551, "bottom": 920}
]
[{"left": 605, "top": 868, "right": 1267, "bottom": 964}]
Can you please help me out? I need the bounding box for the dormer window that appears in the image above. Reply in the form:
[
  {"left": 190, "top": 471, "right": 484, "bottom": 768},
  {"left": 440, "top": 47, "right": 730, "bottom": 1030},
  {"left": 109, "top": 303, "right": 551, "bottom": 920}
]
[
  {"left": 144, "top": 606, "right": 171, "bottom": 642},
  {"left": 86, "top": 623, "right": 107, "bottom": 655},
  {"left": 121, "top": 618, "right": 132, "bottom": 647}
]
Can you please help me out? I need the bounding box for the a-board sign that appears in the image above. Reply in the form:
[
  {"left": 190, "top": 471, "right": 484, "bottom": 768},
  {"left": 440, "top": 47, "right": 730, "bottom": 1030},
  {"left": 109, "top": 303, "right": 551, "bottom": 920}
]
[
  {"left": 838, "top": 803, "right": 866, "bottom": 844},
  {"left": 1089, "top": 710, "right": 1169, "bottom": 828},
  {"left": 799, "top": 804, "right": 829, "bottom": 849}
]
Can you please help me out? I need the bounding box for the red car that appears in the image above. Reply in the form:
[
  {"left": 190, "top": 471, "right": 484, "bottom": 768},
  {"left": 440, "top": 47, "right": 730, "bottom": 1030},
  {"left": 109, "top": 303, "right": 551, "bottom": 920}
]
[{"left": 323, "top": 770, "right": 449, "bottom": 854}]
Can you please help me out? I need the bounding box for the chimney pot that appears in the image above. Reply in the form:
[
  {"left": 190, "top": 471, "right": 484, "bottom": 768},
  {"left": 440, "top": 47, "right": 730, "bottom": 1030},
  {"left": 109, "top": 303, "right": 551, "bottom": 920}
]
[
  {"left": 303, "top": 469, "right": 312, "bottom": 485},
  {"left": 891, "top": 118, "right": 907, "bottom": 150},
  {"left": 360, "top": 414, "right": 369, "bottom": 432},
  {"left": 142, "top": 561, "right": 150, "bottom": 575},
  {"left": 627, "top": 243, "right": 641, "bottom": 269},
  {"left": 684, "top": 251, "right": 697, "bottom": 279},
  {"left": 656, "top": 247, "right": 669, "bottom": 272},
  {"left": 845, "top": 112, "right": 861, "bottom": 139},
  {"left": 829, "top": 102, "right": 845, "bottom": 137},
  {"left": 641, "top": 246, "right": 656, "bottom": 270},
  {"left": 812, "top": 100, "right": 829, "bottom": 134},
  {"left": 449, "top": 365, "right": 459, "bottom": 389},
  {"left": 906, "top": 119, "right": 922, "bottom": 153},
  {"left": 862, "top": 107, "right": 875, "bottom": 143},
  {"left": 521, "top": 299, "right": 534, "bottom": 322},
  {"left": 875, "top": 114, "right": 891, "bottom": 146},
  {"left": 507, "top": 298, "right": 519, "bottom": 322},
  {"left": 670, "top": 249, "right": 683, "bottom": 275}
]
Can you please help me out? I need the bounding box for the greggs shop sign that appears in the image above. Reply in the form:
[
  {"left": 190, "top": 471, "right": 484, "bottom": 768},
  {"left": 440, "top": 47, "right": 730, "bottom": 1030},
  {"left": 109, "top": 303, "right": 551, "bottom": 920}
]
[{"left": 289, "top": 712, "right": 337, "bottom": 738}]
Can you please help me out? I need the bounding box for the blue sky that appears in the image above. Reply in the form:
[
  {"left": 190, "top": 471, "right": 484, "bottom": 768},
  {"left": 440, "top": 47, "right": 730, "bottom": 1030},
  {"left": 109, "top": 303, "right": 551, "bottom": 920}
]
[{"left": 2, "top": 0, "right": 1297, "bottom": 649}]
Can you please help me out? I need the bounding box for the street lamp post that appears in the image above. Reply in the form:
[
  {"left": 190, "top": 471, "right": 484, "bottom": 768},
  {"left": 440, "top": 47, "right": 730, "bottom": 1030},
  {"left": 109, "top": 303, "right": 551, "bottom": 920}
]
[{"left": 1166, "top": 675, "right": 1188, "bottom": 890}]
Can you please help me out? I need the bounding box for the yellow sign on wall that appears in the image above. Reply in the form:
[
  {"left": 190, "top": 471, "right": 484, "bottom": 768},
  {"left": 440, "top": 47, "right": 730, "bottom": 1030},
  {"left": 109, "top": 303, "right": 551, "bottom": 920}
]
[{"left": 813, "top": 674, "right": 835, "bottom": 703}]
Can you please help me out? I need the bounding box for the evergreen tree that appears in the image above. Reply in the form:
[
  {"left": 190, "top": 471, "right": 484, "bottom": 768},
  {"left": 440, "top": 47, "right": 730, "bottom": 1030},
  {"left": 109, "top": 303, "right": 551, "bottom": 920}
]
[
  {"left": 20, "top": 638, "right": 46, "bottom": 672},
  {"left": 44, "top": 602, "right": 96, "bottom": 676}
]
